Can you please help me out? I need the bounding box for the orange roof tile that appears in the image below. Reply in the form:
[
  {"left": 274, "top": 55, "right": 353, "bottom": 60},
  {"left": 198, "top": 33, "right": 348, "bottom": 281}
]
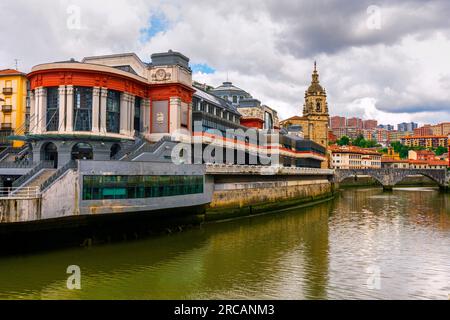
[
  {"left": 402, "top": 135, "right": 447, "bottom": 139},
  {"left": 330, "top": 145, "right": 381, "bottom": 156},
  {"left": 0, "top": 69, "right": 25, "bottom": 76}
]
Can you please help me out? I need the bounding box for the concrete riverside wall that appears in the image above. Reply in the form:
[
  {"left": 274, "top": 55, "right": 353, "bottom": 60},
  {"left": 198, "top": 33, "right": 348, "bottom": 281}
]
[
  {"left": 41, "top": 169, "right": 79, "bottom": 220},
  {"left": 206, "top": 176, "right": 334, "bottom": 221},
  {"left": 0, "top": 170, "right": 78, "bottom": 223},
  {"left": 0, "top": 198, "right": 41, "bottom": 223}
]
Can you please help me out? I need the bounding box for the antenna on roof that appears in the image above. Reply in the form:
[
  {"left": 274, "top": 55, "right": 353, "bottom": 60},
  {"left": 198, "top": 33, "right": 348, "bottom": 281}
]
[{"left": 14, "top": 59, "right": 19, "bottom": 70}]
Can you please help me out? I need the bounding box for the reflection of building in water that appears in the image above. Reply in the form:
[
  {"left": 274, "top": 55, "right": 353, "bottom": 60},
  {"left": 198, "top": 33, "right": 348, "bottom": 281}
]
[{"left": 199, "top": 201, "right": 332, "bottom": 299}]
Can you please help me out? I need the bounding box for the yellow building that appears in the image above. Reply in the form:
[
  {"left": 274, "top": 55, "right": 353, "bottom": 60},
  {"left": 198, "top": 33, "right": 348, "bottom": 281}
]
[
  {"left": 0, "top": 69, "right": 28, "bottom": 148},
  {"left": 383, "top": 147, "right": 401, "bottom": 160},
  {"left": 280, "top": 63, "right": 330, "bottom": 168}
]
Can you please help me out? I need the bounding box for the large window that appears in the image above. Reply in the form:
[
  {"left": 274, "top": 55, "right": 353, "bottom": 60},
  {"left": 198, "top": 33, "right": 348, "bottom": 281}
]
[
  {"left": 134, "top": 97, "right": 141, "bottom": 133},
  {"left": 264, "top": 111, "right": 273, "bottom": 130},
  {"left": 82, "top": 175, "right": 204, "bottom": 200},
  {"left": 46, "top": 87, "right": 59, "bottom": 131},
  {"left": 73, "top": 87, "right": 93, "bottom": 131},
  {"left": 107, "top": 90, "right": 121, "bottom": 133}
]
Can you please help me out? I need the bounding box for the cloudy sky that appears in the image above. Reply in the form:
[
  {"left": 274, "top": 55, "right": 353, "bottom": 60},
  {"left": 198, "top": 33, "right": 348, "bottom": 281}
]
[{"left": 1, "top": 0, "right": 449, "bottom": 126}]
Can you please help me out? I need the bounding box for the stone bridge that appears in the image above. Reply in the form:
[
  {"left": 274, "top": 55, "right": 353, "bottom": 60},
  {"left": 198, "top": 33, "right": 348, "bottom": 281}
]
[{"left": 334, "top": 169, "right": 449, "bottom": 191}]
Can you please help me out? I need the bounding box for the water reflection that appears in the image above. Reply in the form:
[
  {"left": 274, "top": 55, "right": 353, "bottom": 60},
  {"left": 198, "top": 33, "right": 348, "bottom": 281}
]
[{"left": 0, "top": 188, "right": 449, "bottom": 300}]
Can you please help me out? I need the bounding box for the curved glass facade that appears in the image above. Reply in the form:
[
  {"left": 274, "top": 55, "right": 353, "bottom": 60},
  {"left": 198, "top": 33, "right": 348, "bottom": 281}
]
[
  {"left": 73, "top": 87, "right": 93, "bottom": 131},
  {"left": 106, "top": 90, "right": 121, "bottom": 133},
  {"left": 46, "top": 87, "right": 59, "bottom": 131}
]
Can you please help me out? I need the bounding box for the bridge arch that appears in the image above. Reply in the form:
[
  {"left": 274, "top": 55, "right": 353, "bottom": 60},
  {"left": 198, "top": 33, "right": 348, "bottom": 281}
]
[{"left": 334, "top": 169, "right": 447, "bottom": 189}]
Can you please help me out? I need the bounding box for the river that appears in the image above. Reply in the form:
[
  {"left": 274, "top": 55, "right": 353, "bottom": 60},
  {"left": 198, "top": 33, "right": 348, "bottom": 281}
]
[{"left": 0, "top": 187, "right": 449, "bottom": 300}]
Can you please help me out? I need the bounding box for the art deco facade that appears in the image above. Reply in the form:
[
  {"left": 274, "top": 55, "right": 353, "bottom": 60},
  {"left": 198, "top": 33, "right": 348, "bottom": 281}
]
[{"left": 25, "top": 51, "right": 194, "bottom": 167}]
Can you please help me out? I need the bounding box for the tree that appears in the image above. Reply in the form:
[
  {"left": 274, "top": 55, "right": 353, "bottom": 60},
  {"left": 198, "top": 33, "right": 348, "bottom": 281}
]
[
  {"left": 337, "top": 136, "right": 350, "bottom": 146},
  {"left": 435, "top": 146, "right": 448, "bottom": 156},
  {"left": 352, "top": 134, "right": 365, "bottom": 147}
]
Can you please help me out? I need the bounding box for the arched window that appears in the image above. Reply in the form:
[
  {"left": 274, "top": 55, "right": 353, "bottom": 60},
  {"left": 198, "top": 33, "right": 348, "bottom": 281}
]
[
  {"left": 71, "top": 142, "right": 93, "bottom": 160},
  {"left": 110, "top": 143, "right": 121, "bottom": 159},
  {"left": 42, "top": 142, "right": 58, "bottom": 168},
  {"left": 316, "top": 99, "right": 322, "bottom": 112}
]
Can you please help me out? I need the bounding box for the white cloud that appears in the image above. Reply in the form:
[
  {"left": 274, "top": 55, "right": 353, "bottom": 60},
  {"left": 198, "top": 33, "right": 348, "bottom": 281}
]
[{"left": 1, "top": 0, "right": 449, "bottom": 125}]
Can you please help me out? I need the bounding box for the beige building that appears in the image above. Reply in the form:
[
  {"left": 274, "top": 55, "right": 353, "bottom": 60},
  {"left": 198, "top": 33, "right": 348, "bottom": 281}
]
[
  {"left": 382, "top": 158, "right": 448, "bottom": 169},
  {"left": 401, "top": 135, "right": 448, "bottom": 148},
  {"left": 430, "top": 122, "right": 450, "bottom": 136},
  {"left": 329, "top": 145, "right": 382, "bottom": 169},
  {"left": 280, "top": 63, "right": 329, "bottom": 167}
]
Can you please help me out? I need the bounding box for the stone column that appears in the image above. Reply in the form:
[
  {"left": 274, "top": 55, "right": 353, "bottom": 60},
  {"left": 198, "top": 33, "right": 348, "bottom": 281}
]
[
  {"left": 58, "top": 86, "right": 66, "bottom": 132},
  {"left": 188, "top": 102, "right": 193, "bottom": 132},
  {"left": 120, "top": 92, "right": 129, "bottom": 136},
  {"left": 66, "top": 85, "right": 74, "bottom": 132},
  {"left": 129, "top": 95, "right": 136, "bottom": 136},
  {"left": 92, "top": 87, "right": 100, "bottom": 133},
  {"left": 100, "top": 88, "right": 108, "bottom": 133},
  {"left": 36, "top": 87, "right": 47, "bottom": 134},
  {"left": 169, "top": 97, "right": 181, "bottom": 134},
  {"left": 30, "top": 90, "right": 37, "bottom": 134},
  {"left": 142, "top": 98, "right": 150, "bottom": 134}
]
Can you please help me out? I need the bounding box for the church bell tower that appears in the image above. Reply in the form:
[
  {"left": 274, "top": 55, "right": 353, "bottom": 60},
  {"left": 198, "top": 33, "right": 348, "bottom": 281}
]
[{"left": 303, "top": 62, "right": 329, "bottom": 149}]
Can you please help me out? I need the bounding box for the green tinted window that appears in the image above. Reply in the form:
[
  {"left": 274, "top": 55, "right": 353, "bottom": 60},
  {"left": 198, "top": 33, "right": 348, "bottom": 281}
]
[{"left": 82, "top": 175, "right": 204, "bottom": 200}]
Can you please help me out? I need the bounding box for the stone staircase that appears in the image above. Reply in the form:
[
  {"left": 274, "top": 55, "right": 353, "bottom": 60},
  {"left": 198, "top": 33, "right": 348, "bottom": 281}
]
[{"left": 21, "top": 169, "right": 57, "bottom": 189}]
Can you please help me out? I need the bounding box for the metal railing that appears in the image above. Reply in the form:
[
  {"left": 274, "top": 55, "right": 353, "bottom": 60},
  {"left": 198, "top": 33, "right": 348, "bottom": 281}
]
[
  {"left": 0, "top": 161, "right": 37, "bottom": 168},
  {"left": 0, "top": 186, "right": 40, "bottom": 199},
  {"left": 112, "top": 136, "right": 146, "bottom": 160},
  {"left": 1, "top": 105, "right": 12, "bottom": 112},
  {"left": 0, "top": 146, "right": 13, "bottom": 161},
  {"left": 40, "top": 160, "right": 78, "bottom": 192},
  {"left": 12, "top": 160, "right": 54, "bottom": 188},
  {"left": 0, "top": 123, "right": 12, "bottom": 130},
  {"left": 2, "top": 88, "right": 13, "bottom": 95}
]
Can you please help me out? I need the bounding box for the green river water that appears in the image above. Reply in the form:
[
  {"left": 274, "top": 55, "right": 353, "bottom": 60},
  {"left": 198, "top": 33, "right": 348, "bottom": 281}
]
[{"left": 0, "top": 187, "right": 449, "bottom": 300}]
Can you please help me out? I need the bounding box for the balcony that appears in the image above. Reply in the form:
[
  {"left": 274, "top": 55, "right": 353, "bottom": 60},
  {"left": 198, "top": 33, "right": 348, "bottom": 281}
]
[
  {"left": 0, "top": 123, "right": 12, "bottom": 130},
  {"left": 1, "top": 105, "right": 12, "bottom": 113},
  {"left": 2, "top": 87, "right": 13, "bottom": 95}
]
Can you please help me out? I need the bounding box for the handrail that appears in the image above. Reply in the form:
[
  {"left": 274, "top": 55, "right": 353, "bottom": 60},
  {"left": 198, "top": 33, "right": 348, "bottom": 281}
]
[
  {"left": 125, "top": 136, "right": 172, "bottom": 161},
  {"left": 0, "top": 161, "right": 37, "bottom": 169},
  {"left": 12, "top": 160, "right": 54, "bottom": 188},
  {"left": 0, "top": 186, "right": 40, "bottom": 199},
  {"left": 0, "top": 147, "right": 13, "bottom": 161},
  {"left": 40, "top": 160, "right": 78, "bottom": 192},
  {"left": 113, "top": 138, "right": 145, "bottom": 160}
]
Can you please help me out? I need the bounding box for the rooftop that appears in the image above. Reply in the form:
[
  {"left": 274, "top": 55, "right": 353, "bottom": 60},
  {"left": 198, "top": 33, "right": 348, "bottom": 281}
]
[
  {"left": 329, "top": 145, "right": 382, "bottom": 156},
  {"left": 193, "top": 84, "right": 240, "bottom": 115},
  {"left": 0, "top": 69, "right": 26, "bottom": 77},
  {"left": 402, "top": 135, "right": 448, "bottom": 139}
]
